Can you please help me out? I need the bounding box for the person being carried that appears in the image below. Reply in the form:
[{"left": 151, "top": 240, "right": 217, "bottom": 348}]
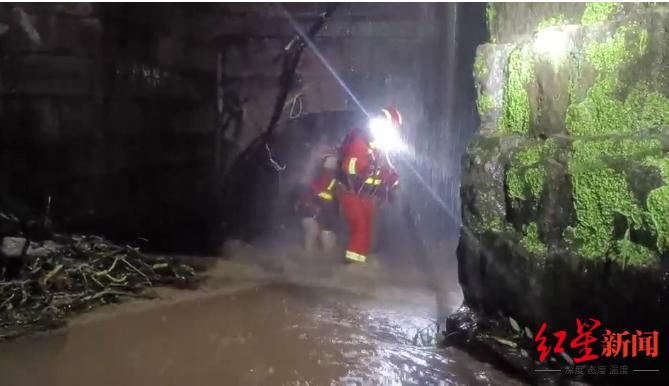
[{"left": 297, "top": 139, "right": 339, "bottom": 255}]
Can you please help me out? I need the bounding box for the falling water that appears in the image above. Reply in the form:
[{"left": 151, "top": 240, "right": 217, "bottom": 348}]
[{"left": 280, "top": 4, "right": 479, "bottom": 236}]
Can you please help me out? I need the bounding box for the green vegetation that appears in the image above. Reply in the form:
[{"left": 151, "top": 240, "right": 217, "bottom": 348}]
[
  {"left": 507, "top": 144, "right": 545, "bottom": 201},
  {"left": 627, "top": 84, "right": 669, "bottom": 129},
  {"left": 646, "top": 157, "right": 669, "bottom": 252},
  {"left": 537, "top": 14, "right": 567, "bottom": 31},
  {"left": 581, "top": 2, "right": 622, "bottom": 25},
  {"left": 562, "top": 21, "right": 669, "bottom": 265},
  {"left": 506, "top": 139, "right": 558, "bottom": 203},
  {"left": 486, "top": 4, "right": 496, "bottom": 40},
  {"left": 474, "top": 52, "right": 488, "bottom": 79},
  {"left": 568, "top": 167, "right": 641, "bottom": 259},
  {"left": 566, "top": 138, "right": 663, "bottom": 264},
  {"left": 499, "top": 46, "right": 534, "bottom": 134},
  {"left": 585, "top": 24, "right": 644, "bottom": 73},
  {"left": 471, "top": 188, "right": 506, "bottom": 234},
  {"left": 521, "top": 222, "right": 547, "bottom": 254},
  {"left": 476, "top": 211, "right": 505, "bottom": 233},
  {"left": 500, "top": 134, "right": 667, "bottom": 266},
  {"left": 473, "top": 11, "right": 669, "bottom": 267},
  {"left": 566, "top": 24, "right": 668, "bottom": 136},
  {"left": 614, "top": 238, "right": 657, "bottom": 268},
  {"left": 477, "top": 92, "right": 496, "bottom": 116}
]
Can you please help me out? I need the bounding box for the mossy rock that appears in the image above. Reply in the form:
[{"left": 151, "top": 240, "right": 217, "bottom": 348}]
[
  {"left": 487, "top": 3, "right": 666, "bottom": 44},
  {"left": 488, "top": 3, "right": 585, "bottom": 44},
  {"left": 460, "top": 136, "right": 510, "bottom": 234},
  {"left": 474, "top": 44, "right": 514, "bottom": 134},
  {"left": 566, "top": 16, "right": 669, "bottom": 136},
  {"left": 479, "top": 5, "right": 669, "bottom": 139},
  {"left": 462, "top": 129, "right": 669, "bottom": 266},
  {"left": 562, "top": 132, "right": 669, "bottom": 267},
  {"left": 459, "top": 2, "right": 669, "bottom": 368}
]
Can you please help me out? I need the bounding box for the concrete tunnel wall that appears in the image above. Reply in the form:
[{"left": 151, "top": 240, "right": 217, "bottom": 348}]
[
  {"left": 0, "top": 3, "right": 486, "bottom": 255},
  {"left": 0, "top": 3, "right": 220, "bottom": 250}
]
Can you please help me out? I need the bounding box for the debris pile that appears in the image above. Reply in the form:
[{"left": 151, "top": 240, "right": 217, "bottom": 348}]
[{"left": 1, "top": 212, "right": 197, "bottom": 340}]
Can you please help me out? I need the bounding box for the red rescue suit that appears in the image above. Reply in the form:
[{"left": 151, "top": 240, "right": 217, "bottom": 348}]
[
  {"left": 298, "top": 150, "right": 338, "bottom": 229},
  {"left": 339, "top": 128, "right": 399, "bottom": 263}
]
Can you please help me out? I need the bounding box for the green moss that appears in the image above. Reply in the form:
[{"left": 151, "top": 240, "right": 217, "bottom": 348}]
[
  {"left": 506, "top": 169, "right": 524, "bottom": 201},
  {"left": 477, "top": 92, "right": 496, "bottom": 115},
  {"left": 537, "top": 14, "right": 567, "bottom": 31},
  {"left": 565, "top": 24, "right": 669, "bottom": 136},
  {"left": 639, "top": 28, "right": 649, "bottom": 55},
  {"left": 614, "top": 238, "right": 657, "bottom": 268},
  {"left": 646, "top": 188, "right": 669, "bottom": 252},
  {"left": 570, "top": 137, "right": 661, "bottom": 170},
  {"left": 526, "top": 168, "right": 546, "bottom": 200},
  {"left": 568, "top": 169, "right": 641, "bottom": 258},
  {"left": 543, "top": 137, "right": 558, "bottom": 156},
  {"left": 566, "top": 79, "right": 624, "bottom": 135},
  {"left": 508, "top": 146, "right": 542, "bottom": 180},
  {"left": 585, "top": 23, "right": 645, "bottom": 74},
  {"left": 581, "top": 2, "right": 622, "bottom": 26},
  {"left": 507, "top": 145, "right": 544, "bottom": 200},
  {"left": 471, "top": 194, "right": 506, "bottom": 234},
  {"left": 626, "top": 84, "right": 669, "bottom": 129},
  {"left": 477, "top": 211, "right": 505, "bottom": 233},
  {"left": 567, "top": 138, "right": 662, "bottom": 260},
  {"left": 566, "top": 134, "right": 669, "bottom": 265},
  {"left": 506, "top": 141, "right": 558, "bottom": 202},
  {"left": 474, "top": 52, "right": 488, "bottom": 79},
  {"left": 521, "top": 223, "right": 547, "bottom": 254},
  {"left": 646, "top": 157, "right": 669, "bottom": 252},
  {"left": 499, "top": 46, "right": 534, "bottom": 134},
  {"left": 567, "top": 82, "right": 669, "bottom": 137},
  {"left": 469, "top": 172, "right": 507, "bottom": 234},
  {"left": 486, "top": 4, "right": 496, "bottom": 38}
]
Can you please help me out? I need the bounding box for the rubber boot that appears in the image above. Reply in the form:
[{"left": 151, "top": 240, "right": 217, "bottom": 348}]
[
  {"left": 302, "top": 217, "right": 319, "bottom": 254},
  {"left": 320, "top": 230, "right": 337, "bottom": 254}
]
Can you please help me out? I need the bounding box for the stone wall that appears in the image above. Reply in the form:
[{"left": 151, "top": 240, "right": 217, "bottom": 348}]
[
  {"left": 0, "top": 4, "right": 219, "bottom": 250},
  {"left": 459, "top": 1, "right": 669, "bottom": 356}
]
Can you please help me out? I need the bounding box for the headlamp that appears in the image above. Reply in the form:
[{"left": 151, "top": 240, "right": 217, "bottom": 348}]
[{"left": 369, "top": 117, "right": 406, "bottom": 153}]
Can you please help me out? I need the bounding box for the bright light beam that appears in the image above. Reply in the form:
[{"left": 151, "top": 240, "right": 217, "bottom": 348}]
[
  {"left": 282, "top": 6, "right": 457, "bottom": 222},
  {"left": 401, "top": 160, "right": 458, "bottom": 224},
  {"left": 282, "top": 7, "right": 524, "bottom": 298},
  {"left": 283, "top": 5, "right": 523, "bottom": 274},
  {"left": 282, "top": 7, "right": 370, "bottom": 117},
  {"left": 369, "top": 117, "right": 407, "bottom": 153}
]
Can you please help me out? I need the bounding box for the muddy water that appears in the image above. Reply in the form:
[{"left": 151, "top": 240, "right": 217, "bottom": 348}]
[{"left": 0, "top": 259, "right": 524, "bottom": 386}]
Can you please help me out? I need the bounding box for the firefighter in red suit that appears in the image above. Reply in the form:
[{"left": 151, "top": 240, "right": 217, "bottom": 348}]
[{"left": 339, "top": 107, "right": 402, "bottom": 263}]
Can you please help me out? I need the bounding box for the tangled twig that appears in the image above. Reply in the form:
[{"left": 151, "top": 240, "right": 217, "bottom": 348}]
[{"left": 1, "top": 233, "right": 198, "bottom": 340}]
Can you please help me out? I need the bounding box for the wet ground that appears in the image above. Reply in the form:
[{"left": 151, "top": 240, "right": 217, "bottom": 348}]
[{"left": 0, "top": 245, "right": 525, "bottom": 386}]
